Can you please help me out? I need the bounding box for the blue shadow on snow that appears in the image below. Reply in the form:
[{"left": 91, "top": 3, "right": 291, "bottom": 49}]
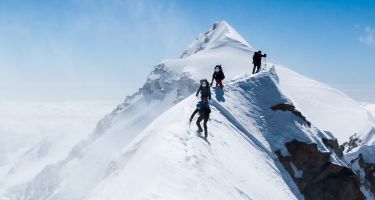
[{"left": 213, "top": 87, "right": 225, "bottom": 102}]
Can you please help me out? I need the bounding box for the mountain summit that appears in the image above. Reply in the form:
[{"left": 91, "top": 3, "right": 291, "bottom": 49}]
[{"left": 180, "top": 21, "right": 252, "bottom": 58}]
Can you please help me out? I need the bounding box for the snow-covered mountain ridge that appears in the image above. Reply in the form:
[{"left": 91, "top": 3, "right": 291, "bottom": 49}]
[{"left": 1, "top": 20, "right": 374, "bottom": 200}]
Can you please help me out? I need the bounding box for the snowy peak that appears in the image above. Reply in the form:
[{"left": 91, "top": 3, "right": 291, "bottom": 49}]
[{"left": 180, "top": 21, "right": 252, "bottom": 58}]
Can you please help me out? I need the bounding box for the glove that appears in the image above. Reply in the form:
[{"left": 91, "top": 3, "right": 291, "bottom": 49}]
[
  {"left": 196, "top": 94, "right": 198, "bottom": 97},
  {"left": 264, "top": 54, "right": 267, "bottom": 57}
]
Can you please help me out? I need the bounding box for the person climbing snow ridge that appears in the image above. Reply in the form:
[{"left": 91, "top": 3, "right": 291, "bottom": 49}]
[
  {"left": 196, "top": 79, "right": 211, "bottom": 102},
  {"left": 252, "top": 50, "right": 267, "bottom": 74},
  {"left": 210, "top": 64, "right": 225, "bottom": 89},
  {"left": 189, "top": 101, "right": 211, "bottom": 139}
]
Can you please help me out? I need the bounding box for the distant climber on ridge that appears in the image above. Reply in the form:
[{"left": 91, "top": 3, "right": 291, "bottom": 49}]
[
  {"left": 196, "top": 79, "right": 211, "bottom": 102},
  {"left": 189, "top": 101, "right": 211, "bottom": 139},
  {"left": 210, "top": 65, "right": 225, "bottom": 89},
  {"left": 252, "top": 50, "right": 267, "bottom": 74}
]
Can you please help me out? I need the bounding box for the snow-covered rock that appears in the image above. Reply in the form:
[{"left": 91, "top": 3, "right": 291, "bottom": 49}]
[{"left": 347, "top": 145, "right": 375, "bottom": 199}]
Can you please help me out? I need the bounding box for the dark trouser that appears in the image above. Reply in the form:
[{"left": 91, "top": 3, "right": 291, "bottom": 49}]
[
  {"left": 196, "top": 116, "right": 209, "bottom": 138},
  {"left": 215, "top": 78, "right": 223, "bottom": 88},
  {"left": 253, "top": 63, "right": 261, "bottom": 74}
]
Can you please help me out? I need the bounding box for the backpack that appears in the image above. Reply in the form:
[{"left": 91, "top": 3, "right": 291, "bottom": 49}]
[
  {"left": 196, "top": 101, "right": 211, "bottom": 115},
  {"left": 220, "top": 71, "right": 225, "bottom": 80},
  {"left": 197, "top": 101, "right": 207, "bottom": 109},
  {"left": 214, "top": 65, "right": 225, "bottom": 80}
]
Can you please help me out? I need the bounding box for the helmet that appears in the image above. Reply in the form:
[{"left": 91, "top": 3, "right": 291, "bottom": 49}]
[
  {"left": 200, "top": 79, "right": 208, "bottom": 86},
  {"left": 215, "top": 64, "right": 221, "bottom": 72}
]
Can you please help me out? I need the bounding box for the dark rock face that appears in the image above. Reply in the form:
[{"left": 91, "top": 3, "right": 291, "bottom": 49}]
[
  {"left": 271, "top": 103, "right": 311, "bottom": 127},
  {"left": 351, "top": 154, "right": 375, "bottom": 195},
  {"left": 322, "top": 138, "right": 344, "bottom": 159},
  {"left": 276, "top": 140, "right": 365, "bottom": 200}
]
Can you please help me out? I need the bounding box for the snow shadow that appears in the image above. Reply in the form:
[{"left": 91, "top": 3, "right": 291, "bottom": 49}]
[
  {"left": 210, "top": 99, "right": 272, "bottom": 156},
  {"left": 213, "top": 87, "right": 225, "bottom": 102}
]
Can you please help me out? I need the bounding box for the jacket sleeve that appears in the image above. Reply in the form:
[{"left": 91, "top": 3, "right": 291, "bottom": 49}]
[
  {"left": 196, "top": 87, "right": 201, "bottom": 96},
  {"left": 190, "top": 109, "right": 198, "bottom": 121},
  {"left": 252, "top": 55, "right": 255, "bottom": 63},
  {"left": 208, "top": 88, "right": 211, "bottom": 100},
  {"left": 211, "top": 73, "right": 215, "bottom": 84}
]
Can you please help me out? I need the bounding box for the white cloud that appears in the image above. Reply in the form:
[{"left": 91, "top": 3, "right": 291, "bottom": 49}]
[
  {"left": 0, "top": 100, "right": 117, "bottom": 165},
  {"left": 359, "top": 26, "right": 375, "bottom": 46}
]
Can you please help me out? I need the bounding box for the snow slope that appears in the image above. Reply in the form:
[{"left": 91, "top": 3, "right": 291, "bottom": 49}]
[
  {"left": 16, "top": 68, "right": 344, "bottom": 200},
  {"left": 276, "top": 67, "right": 375, "bottom": 144},
  {"left": 23, "top": 69, "right": 323, "bottom": 200},
  {"left": 2, "top": 20, "right": 373, "bottom": 199},
  {"left": 83, "top": 70, "right": 320, "bottom": 200}
]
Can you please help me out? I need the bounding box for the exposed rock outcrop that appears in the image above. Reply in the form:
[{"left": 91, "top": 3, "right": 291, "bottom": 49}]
[
  {"left": 276, "top": 140, "right": 365, "bottom": 200},
  {"left": 350, "top": 153, "right": 375, "bottom": 196},
  {"left": 342, "top": 133, "right": 364, "bottom": 153},
  {"left": 271, "top": 103, "right": 311, "bottom": 127},
  {"left": 322, "top": 138, "right": 344, "bottom": 159}
]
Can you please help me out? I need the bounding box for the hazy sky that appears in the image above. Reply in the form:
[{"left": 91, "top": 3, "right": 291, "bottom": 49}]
[{"left": 0, "top": 0, "right": 374, "bottom": 102}]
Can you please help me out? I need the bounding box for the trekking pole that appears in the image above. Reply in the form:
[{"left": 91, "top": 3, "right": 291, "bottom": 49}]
[
  {"left": 265, "top": 57, "right": 267, "bottom": 68},
  {"left": 261, "top": 57, "right": 267, "bottom": 72}
]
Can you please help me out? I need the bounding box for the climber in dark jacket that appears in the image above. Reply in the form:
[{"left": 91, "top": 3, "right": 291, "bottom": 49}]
[
  {"left": 196, "top": 79, "right": 211, "bottom": 102},
  {"left": 210, "top": 64, "right": 225, "bottom": 88},
  {"left": 252, "top": 50, "right": 267, "bottom": 74},
  {"left": 190, "top": 101, "right": 211, "bottom": 138}
]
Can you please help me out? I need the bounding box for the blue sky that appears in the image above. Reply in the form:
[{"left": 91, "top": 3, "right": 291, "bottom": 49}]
[{"left": 0, "top": 0, "right": 374, "bottom": 102}]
